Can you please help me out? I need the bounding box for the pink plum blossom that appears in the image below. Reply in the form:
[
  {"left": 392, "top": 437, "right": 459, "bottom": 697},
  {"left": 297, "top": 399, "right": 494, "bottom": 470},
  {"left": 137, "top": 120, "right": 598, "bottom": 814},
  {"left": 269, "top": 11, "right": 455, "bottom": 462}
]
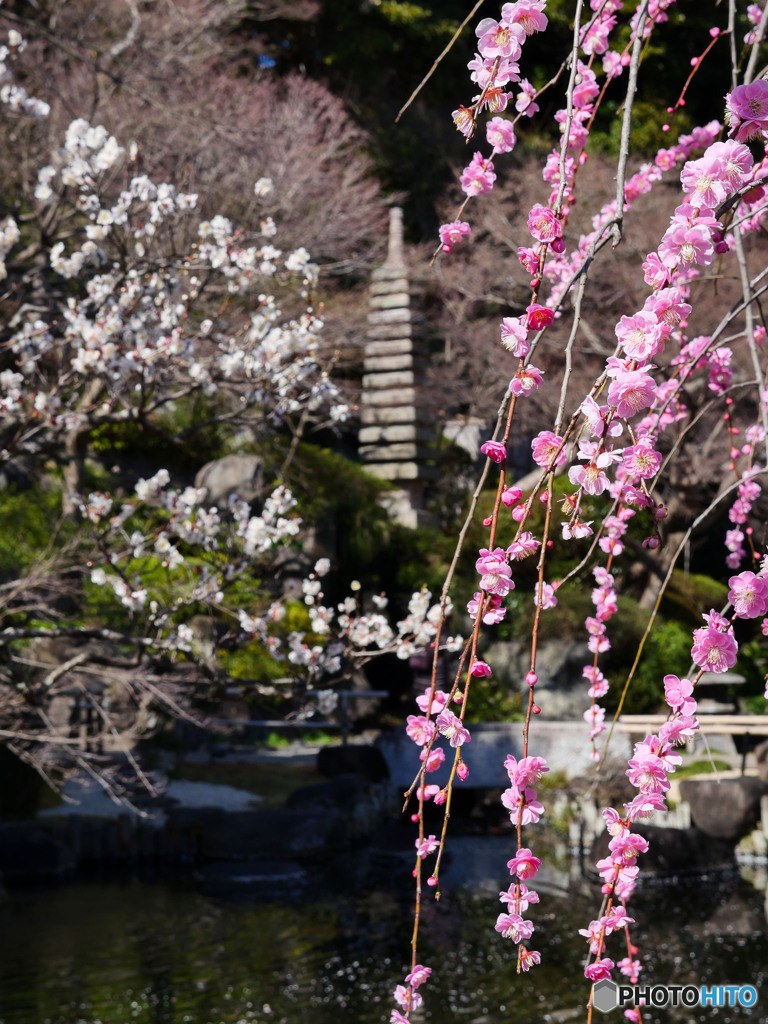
[
  {"left": 615, "top": 311, "right": 666, "bottom": 361},
  {"left": 475, "top": 15, "right": 525, "bottom": 60},
  {"left": 585, "top": 957, "right": 614, "bottom": 981},
  {"left": 535, "top": 580, "right": 558, "bottom": 609},
  {"left": 624, "top": 791, "right": 667, "bottom": 820},
  {"left": 495, "top": 911, "right": 535, "bottom": 942},
  {"left": 406, "top": 715, "right": 435, "bottom": 746},
  {"left": 470, "top": 659, "right": 492, "bottom": 677},
  {"left": 505, "top": 754, "right": 549, "bottom": 788},
  {"left": 507, "top": 0, "right": 548, "bottom": 35},
  {"left": 658, "top": 220, "right": 714, "bottom": 269},
  {"left": 622, "top": 440, "right": 662, "bottom": 479},
  {"left": 728, "top": 571, "right": 768, "bottom": 618},
  {"left": 509, "top": 364, "right": 544, "bottom": 396},
  {"left": 507, "top": 532, "right": 540, "bottom": 559},
  {"left": 501, "top": 785, "right": 544, "bottom": 825},
  {"left": 468, "top": 591, "right": 507, "bottom": 625},
  {"left": 476, "top": 547, "right": 514, "bottom": 597},
  {"left": 420, "top": 746, "right": 446, "bottom": 772},
  {"left": 500, "top": 317, "right": 530, "bottom": 356},
  {"left": 519, "top": 947, "right": 541, "bottom": 971},
  {"left": 405, "top": 965, "right": 431, "bottom": 988},
  {"left": 436, "top": 709, "right": 471, "bottom": 747},
  {"left": 499, "top": 881, "right": 539, "bottom": 912},
  {"left": 726, "top": 80, "right": 768, "bottom": 141},
  {"left": 663, "top": 674, "right": 696, "bottom": 715},
  {"left": 415, "top": 688, "right": 449, "bottom": 714},
  {"left": 609, "top": 832, "right": 649, "bottom": 863},
  {"left": 626, "top": 757, "right": 670, "bottom": 793},
  {"left": 658, "top": 715, "right": 698, "bottom": 747},
  {"left": 518, "top": 246, "right": 540, "bottom": 274},
  {"left": 602, "top": 905, "right": 634, "bottom": 932},
  {"left": 607, "top": 369, "right": 656, "bottom": 419},
  {"left": 460, "top": 152, "right": 496, "bottom": 196},
  {"left": 531, "top": 430, "right": 567, "bottom": 467},
  {"left": 486, "top": 116, "right": 517, "bottom": 153},
  {"left": 501, "top": 486, "right": 523, "bottom": 507},
  {"left": 507, "top": 847, "right": 541, "bottom": 879},
  {"left": 515, "top": 79, "right": 539, "bottom": 116},
  {"left": 691, "top": 616, "right": 738, "bottom": 672},
  {"left": 527, "top": 204, "right": 560, "bottom": 243},
  {"left": 525, "top": 304, "right": 555, "bottom": 330},
  {"left": 642, "top": 251, "right": 670, "bottom": 288},
  {"left": 415, "top": 834, "right": 439, "bottom": 858},
  {"left": 438, "top": 220, "right": 471, "bottom": 253},
  {"left": 481, "top": 440, "right": 507, "bottom": 462}
]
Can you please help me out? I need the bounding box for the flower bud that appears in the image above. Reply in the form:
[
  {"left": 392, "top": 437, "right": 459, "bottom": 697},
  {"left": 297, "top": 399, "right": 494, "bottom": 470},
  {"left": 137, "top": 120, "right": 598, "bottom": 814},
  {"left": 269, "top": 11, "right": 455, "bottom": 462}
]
[
  {"left": 526, "top": 671, "right": 538, "bottom": 687},
  {"left": 457, "top": 760, "right": 469, "bottom": 781}
]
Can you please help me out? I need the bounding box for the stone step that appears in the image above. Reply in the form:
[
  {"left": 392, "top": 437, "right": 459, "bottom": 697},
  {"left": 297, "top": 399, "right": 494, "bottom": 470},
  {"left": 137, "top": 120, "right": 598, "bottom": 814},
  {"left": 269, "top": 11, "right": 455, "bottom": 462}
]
[
  {"left": 364, "top": 337, "right": 421, "bottom": 356},
  {"left": 360, "top": 405, "right": 432, "bottom": 426},
  {"left": 365, "top": 461, "right": 440, "bottom": 481},
  {"left": 360, "top": 386, "right": 417, "bottom": 406},
  {"left": 361, "top": 369, "right": 417, "bottom": 389},
  {"left": 369, "top": 279, "right": 423, "bottom": 298},
  {"left": 370, "top": 291, "right": 410, "bottom": 310},
  {"left": 360, "top": 442, "right": 436, "bottom": 461},
  {"left": 366, "top": 323, "right": 416, "bottom": 341},
  {"left": 363, "top": 353, "right": 422, "bottom": 373},
  {"left": 367, "top": 307, "right": 411, "bottom": 325},
  {"left": 358, "top": 424, "right": 435, "bottom": 444}
]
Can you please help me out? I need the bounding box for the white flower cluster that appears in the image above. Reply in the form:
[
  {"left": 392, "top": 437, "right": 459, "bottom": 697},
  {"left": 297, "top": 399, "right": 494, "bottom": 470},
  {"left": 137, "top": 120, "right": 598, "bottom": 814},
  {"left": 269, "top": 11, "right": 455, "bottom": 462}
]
[
  {"left": 239, "top": 485, "right": 301, "bottom": 556},
  {"left": 394, "top": 587, "right": 456, "bottom": 660},
  {"left": 0, "top": 216, "right": 19, "bottom": 281},
  {"left": 3, "top": 114, "right": 350, "bottom": 436},
  {"left": 0, "top": 32, "right": 49, "bottom": 119}
]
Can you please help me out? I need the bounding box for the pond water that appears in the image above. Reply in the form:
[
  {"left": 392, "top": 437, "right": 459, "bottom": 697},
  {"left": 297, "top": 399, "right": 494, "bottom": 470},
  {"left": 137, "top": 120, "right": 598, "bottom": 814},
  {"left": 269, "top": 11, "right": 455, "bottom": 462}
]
[{"left": 0, "top": 839, "right": 766, "bottom": 1024}]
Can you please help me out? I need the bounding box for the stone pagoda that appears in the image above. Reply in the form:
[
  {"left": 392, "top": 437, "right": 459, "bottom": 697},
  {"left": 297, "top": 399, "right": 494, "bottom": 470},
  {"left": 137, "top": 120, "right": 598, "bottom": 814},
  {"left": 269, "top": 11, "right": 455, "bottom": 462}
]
[{"left": 358, "top": 208, "right": 437, "bottom": 527}]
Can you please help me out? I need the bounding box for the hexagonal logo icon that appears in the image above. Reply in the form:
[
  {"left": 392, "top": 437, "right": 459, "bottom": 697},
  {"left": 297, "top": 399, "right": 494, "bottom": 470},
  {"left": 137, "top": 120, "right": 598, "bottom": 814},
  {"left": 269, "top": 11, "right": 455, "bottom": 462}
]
[{"left": 592, "top": 979, "right": 619, "bottom": 1014}]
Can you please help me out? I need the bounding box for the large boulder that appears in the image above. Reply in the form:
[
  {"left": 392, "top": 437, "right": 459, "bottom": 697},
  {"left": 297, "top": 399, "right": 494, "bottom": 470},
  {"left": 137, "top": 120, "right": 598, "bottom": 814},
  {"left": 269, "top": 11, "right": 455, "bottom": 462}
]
[
  {"left": 483, "top": 638, "right": 592, "bottom": 718},
  {"left": 754, "top": 738, "right": 768, "bottom": 781},
  {"left": 680, "top": 776, "right": 768, "bottom": 841},
  {"left": 317, "top": 744, "right": 389, "bottom": 782},
  {"left": 194, "top": 454, "right": 264, "bottom": 508},
  {"left": 591, "top": 822, "right": 735, "bottom": 877}
]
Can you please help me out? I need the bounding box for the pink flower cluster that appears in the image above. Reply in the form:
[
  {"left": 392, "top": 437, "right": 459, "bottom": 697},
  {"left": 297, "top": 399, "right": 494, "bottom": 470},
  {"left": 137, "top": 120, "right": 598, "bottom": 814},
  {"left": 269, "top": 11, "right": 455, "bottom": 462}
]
[
  {"left": 439, "top": 1, "right": 549, "bottom": 246},
  {"left": 725, "top": 79, "right": 768, "bottom": 142},
  {"left": 579, "top": 566, "right": 620, "bottom": 759},
  {"left": 390, "top": 963, "right": 431, "bottom": 1024},
  {"left": 501, "top": 753, "right": 548, "bottom": 825},
  {"left": 497, "top": 842, "right": 543, "bottom": 969},
  {"left": 724, "top": 470, "right": 762, "bottom": 568},
  {"left": 405, "top": 684, "right": 464, "bottom": 800},
  {"left": 495, "top": 752, "right": 550, "bottom": 966},
  {"left": 690, "top": 609, "right": 738, "bottom": 673},
  {"left": 584, "top": 672, "right": 699, "bottom": 982}
]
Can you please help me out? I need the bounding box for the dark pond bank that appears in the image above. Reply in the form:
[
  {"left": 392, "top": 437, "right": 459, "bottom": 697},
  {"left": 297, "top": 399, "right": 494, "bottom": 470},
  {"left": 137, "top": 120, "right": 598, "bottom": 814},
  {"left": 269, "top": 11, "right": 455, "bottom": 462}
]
[{"left": 0, "top": 838, "right": 766, "bottom": 1024}]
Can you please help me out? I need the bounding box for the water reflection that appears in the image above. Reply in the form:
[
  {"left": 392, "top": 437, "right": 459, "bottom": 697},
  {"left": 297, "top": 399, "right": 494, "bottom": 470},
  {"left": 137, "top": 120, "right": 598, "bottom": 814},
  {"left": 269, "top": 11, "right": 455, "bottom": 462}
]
[{"left": 0, "top": 842, "right": 766, "bottom": 1024}]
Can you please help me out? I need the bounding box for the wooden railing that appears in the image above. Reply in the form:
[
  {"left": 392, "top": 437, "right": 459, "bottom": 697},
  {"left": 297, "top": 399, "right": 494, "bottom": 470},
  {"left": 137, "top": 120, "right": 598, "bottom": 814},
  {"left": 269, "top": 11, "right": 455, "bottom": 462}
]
[{"left": 618, "top": 714, "right": 768, "bottom": 736}]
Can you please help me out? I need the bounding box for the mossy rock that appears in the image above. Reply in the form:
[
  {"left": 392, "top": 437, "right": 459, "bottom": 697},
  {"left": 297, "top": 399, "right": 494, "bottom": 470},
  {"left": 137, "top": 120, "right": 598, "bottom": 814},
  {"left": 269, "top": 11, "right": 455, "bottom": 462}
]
[{"left": 661, "top": 570, "right": 730, "bottom": 625}]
